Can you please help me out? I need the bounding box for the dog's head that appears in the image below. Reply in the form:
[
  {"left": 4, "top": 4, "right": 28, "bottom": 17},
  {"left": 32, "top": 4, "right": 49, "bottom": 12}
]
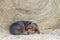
[{"left": 26, "top": 23, "right": 38, "bottom": 34}]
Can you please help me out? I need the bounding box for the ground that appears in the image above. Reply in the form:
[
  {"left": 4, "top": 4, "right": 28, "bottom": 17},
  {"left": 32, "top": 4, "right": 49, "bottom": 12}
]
[{"left": 0, "top": 29, "right": 60, "bottom": 40}]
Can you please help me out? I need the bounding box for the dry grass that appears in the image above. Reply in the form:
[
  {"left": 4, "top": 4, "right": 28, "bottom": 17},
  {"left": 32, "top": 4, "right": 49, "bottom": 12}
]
[{"left": 0, "top": 0, "right": 60, "bottom": 36}]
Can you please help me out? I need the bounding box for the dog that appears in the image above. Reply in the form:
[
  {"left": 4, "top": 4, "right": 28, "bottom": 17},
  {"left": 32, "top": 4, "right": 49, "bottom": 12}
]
[
  {"left": 10, "top": 21, "right": 40, "bottom": 35},
  {"left": 26, "top": 23, "right": 40, "bottom": 34}
]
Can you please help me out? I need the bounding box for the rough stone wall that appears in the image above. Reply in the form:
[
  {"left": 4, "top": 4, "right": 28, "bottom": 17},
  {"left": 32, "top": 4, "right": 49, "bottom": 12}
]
[{"left": 0, "top": 0, "right": 60, "bottom": 34}]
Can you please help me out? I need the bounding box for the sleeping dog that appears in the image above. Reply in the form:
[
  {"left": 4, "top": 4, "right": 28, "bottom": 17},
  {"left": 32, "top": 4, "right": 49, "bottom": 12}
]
[{"left": 10, "top": 21, "right": 40, "bottom": 35}]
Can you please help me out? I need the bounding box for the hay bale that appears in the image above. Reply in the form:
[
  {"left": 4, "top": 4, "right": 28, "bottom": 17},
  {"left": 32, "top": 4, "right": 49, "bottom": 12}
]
[{"left": 0, "top": 0, "right": 60, "bottom": 34}]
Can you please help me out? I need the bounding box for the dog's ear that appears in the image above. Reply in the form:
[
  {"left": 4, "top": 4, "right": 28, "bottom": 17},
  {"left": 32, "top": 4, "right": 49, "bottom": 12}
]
[{"left": 30, "top": 23, "right": 38, "bottom": 28}]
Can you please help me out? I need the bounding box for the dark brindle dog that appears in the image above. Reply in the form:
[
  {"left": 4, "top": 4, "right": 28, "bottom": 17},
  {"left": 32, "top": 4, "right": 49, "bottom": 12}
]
[{"left": 10, "top": 21, "right": 40, "bottom": 35}]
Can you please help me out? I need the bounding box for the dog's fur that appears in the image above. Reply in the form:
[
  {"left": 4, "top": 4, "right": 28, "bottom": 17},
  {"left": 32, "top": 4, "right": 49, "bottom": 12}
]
[{"left": 10, "top": 21, "right": 40, "bottom": 35}]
